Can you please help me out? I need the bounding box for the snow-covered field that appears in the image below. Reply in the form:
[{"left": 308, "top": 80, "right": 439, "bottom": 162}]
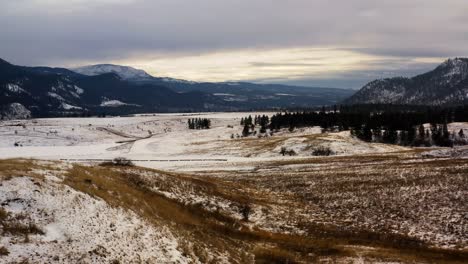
[
  {"left": 0, "top": 112, "right": 416, "bottom": 171},
  {"left": 0, "top": 175, "right": 188, "bottom": 263},
  {"left": 0, "top": 113, "right": 467, "bottom": 263}
]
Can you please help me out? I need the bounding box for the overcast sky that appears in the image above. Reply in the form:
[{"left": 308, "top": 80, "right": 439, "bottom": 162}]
[{"left": 1, "top": 0, "right": 467, "bottom": 88}]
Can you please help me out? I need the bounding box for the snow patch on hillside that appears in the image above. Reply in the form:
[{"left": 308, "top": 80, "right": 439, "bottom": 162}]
[
  {"left": 60, "top": 103, "right": 82, "bottom": 110},
  {"left": 0, "top": 103, "right": 31, "bottom": 120},
  {"left": 100, "top": 99, "right": 140, "bottom": 107},
  {"left": 73, "top": 64, "right": 152, "bottom": 80},
  {"left": 0, "top": 176, "right": 190, "bottom": 263},
  {"left": 6, "top": 84, "right": 27, "bottom": 94},
  {"left": 74, "top": 85, "right": 84, "bottom": 94},
  {"left": 47, "top": 92, "right": 65, "bottom": 101}
]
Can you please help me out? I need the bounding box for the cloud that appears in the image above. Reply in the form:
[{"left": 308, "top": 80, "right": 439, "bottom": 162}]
[
  {"left": 113, "top": 47, "right": 443, "bottom": 88},
  {"left": 0, "top": 0, "right": 466, "bottom": 87}
]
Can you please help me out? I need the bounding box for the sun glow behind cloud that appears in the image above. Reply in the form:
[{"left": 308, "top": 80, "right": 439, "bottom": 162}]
[
  {"left": 114, "top": 47, "right": 444, "bottom": 86},
  {"left": 1, "top": 0, "right": 465, "bottom": 88}
]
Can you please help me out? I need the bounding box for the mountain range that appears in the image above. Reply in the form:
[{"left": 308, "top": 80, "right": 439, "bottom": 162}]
[
  {"left": 0, "top": 58, "right": 353, "bottom": 119},
  {"left": 1, "top": 57, "right": 468, "bottom": 120},
  {"left": 345, "top": 58, "right": 468, "bottom": 105}
]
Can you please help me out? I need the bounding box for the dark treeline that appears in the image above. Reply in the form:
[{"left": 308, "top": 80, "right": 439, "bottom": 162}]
[
  {"left": 269, "top": 104, "right": 468, "bottom": 147},
  {"left": 240, "top": 114, "right": 270, "bottom": 136},
  {"left": 188, "top": 118, "right": 211, "bottom": 129}
]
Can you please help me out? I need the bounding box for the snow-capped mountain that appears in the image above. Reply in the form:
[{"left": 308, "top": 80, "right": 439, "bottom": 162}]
[
  {"left": 73, "top": 64, "right": 153, "bottom": 81},
  {"left": 0, "top": 58, "right": 218, "bottom": 119},
  {"left": 345, "top": 58, "right": 468, "bottom": 105},
  {"left": 70, "top": 64, "right": 353, "bottom": 108},
  {"left": 0, "top": 58, "right": 353, "bottom": 118}
]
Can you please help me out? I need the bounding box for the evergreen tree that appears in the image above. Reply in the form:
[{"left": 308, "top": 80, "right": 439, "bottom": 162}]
[
  {"left": 242, "top": 123, "right": 250, "bottom": 137},
  {"left": 418, "top": 124, "right": 425, "bottom": 140},
  {"left": 188, "top": 118, "right": 211, "bottom": 130},
  {"left": 407, "top": 127, "right": 416, "bottom": 145},
  {"left": 360, "top": 124, "right": 373, "bottom": 142},
  {"left": 383, "top": 127, "right": 398, "bottom": 144},
  {"left": 372, "top": 127, "right": 382, "bottom": 142}
]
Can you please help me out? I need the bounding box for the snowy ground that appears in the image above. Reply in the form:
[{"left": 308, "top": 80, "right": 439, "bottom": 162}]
[
  {"left": 0, "top": 173, "right": 188, "bottom": 263},
  {"left": 0, "top": 112, "right": 423, "bottom": 171},
  {"left": 0, "top": 114, "right": 467, "bottom": 263}
]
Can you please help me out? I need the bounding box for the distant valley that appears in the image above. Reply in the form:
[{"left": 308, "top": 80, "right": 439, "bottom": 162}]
[
  {"left": 2, "top": 57, "right": 468, "bottom": 120},
  {"left": 0, "top": 59, "right": 352, "bottom": 119}
]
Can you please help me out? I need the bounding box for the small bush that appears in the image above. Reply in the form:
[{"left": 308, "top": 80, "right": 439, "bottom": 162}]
[
  {"left": 280, "top": 147, "right": 297, "bottom": 156},
  {"left": 240, "top": 204, "right": 252, "bottom": 221},
  {"left": 0, "top": 207, "right": 8, "bottom": 221},
  {"left": 3, "top": 222, "right": 44, "bottom": 236},
  {"left": 254, "top": 247, "right": 299, "bottom": 264},
  {"left": 101, "top": 157, "right": 134, "bottom": 167},
  {"left": 280, "top": 147, "right": 287, "bottom": 156},
  {"left": 312, "top": 146, "right": 334, "bottom": 156},
  {"left": 0, "top": 246, "right": 9, "bottom": 256}
]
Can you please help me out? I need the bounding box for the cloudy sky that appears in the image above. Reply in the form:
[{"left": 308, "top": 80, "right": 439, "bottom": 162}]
[{"left": 1, "top": 0, "right": 467, "bottom": 88}]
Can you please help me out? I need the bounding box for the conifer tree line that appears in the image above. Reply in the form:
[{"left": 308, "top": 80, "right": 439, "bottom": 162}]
[
  {"left": 267, "top": 104, "right": 468, "bottom": 147},
  {"left": 188, "top": 118, "right": 211, "bottom": 129},
  {"left": 240, "top": 114, "right": 270, "bottom": 136}
]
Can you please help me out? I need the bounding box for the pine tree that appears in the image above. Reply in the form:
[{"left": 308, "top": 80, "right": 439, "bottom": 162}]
[
  {"left": 372, "top": 127, "right": 382, "bottom": 142},
  {"left": 242, "top": 123, "right": 250, "bottom": 137},
  {"left": 407, "top": 127, "right": 416, "bottom": 146},
  {"left": 400, "top": 130, "right": 408, "bottom": 145},
  {"left": 418, "top": 124, "right": 425, "bottom": 140},
  {"left": 383, "top": 127, "right": 398, "bottom": 144},
  {"left": 361, "top": 124, "right": 373, "bottom": 142}
]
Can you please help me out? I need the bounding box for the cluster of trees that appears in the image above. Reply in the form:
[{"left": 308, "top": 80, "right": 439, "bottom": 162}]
[
  {"left": 240, "top": 114, "right": 270, "bottom": 136},
  {"left": 188, "top": 118, "right": 211, "bottom": 130},
  {"left": 268, "top": 105, "right": 468, "bottom": 147},
  {"left": 351, "top": 123, "right": 463, "bottom": 147}
]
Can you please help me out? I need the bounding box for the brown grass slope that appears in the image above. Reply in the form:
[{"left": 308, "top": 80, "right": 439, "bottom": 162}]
[{"left": 0, "top": 157, "right": 467, "bottom": 263}]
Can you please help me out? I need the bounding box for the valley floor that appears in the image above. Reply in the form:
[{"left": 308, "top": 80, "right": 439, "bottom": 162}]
[{"left": 0, "top": 113, "right": 467, "bottom": 263}]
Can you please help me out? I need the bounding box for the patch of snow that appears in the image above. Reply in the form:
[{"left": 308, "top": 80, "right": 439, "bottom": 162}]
[
  {"left": 100, "top": 99, "right": 140, "bottom": 107},
  {"left": 275, "top": 93, "right": 296, "bottom": 96},
  {"left": 0, "top": 176, "right": 190, "bottom": 263},
  {"left": 73, "top": 64, "right": 152, "bottom": 80},
  {"left": 6, "top": 83, "right": 27, "bottom": 94},
  {"left": 47, "top": 92, "right": 65, "bottom": 101},
  {"left": 60, "top": 103, "right": 82, "bottom": 110},
  {"left": 0, "top": 103, "right": 31, "bottom": 120},
  {"left": 74, "top": 85, "right": 84, "bottom": 94},
  {"left": 213, "top": 93, "right": 235, "bottom": 96},
  {"left": 160, "top": 77, "right": 196, "bottom": 84}
]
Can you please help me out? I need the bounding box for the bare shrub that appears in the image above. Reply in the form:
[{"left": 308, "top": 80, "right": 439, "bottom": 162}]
[
  {"left": 100, "top": 157, "right": 134, "bottom": 167},
  {"left": 253, "top": 247, "right": 299, "bottom": 264},
  {"left": 280, "top": 147, "right": 287, "bottom": 156},
  {"left": 280, "top": 147, "right": 297, "bottom": 156},
  {"left": 311, "top": 146, "right": 334, "bottom": 156},
  {"left": 240, "top": 204, "right": 252, "bottom": 221},
  {"left": 3, "top": 222, "right": 44, "bottom": 236},
  {"left": 0, "top": 207, "right": 7, "bottom": 221},
  {"left": 0, "top": 246, "right": 9, "bottom": 256}
]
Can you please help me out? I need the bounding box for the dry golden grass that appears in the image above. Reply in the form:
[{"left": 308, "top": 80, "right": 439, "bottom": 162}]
[
  {"left": 1, "top": 205, "right": 43, "bottom": 246},
  {"left": 0, "top": 157, "right": 467, "bottom": 263}
]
